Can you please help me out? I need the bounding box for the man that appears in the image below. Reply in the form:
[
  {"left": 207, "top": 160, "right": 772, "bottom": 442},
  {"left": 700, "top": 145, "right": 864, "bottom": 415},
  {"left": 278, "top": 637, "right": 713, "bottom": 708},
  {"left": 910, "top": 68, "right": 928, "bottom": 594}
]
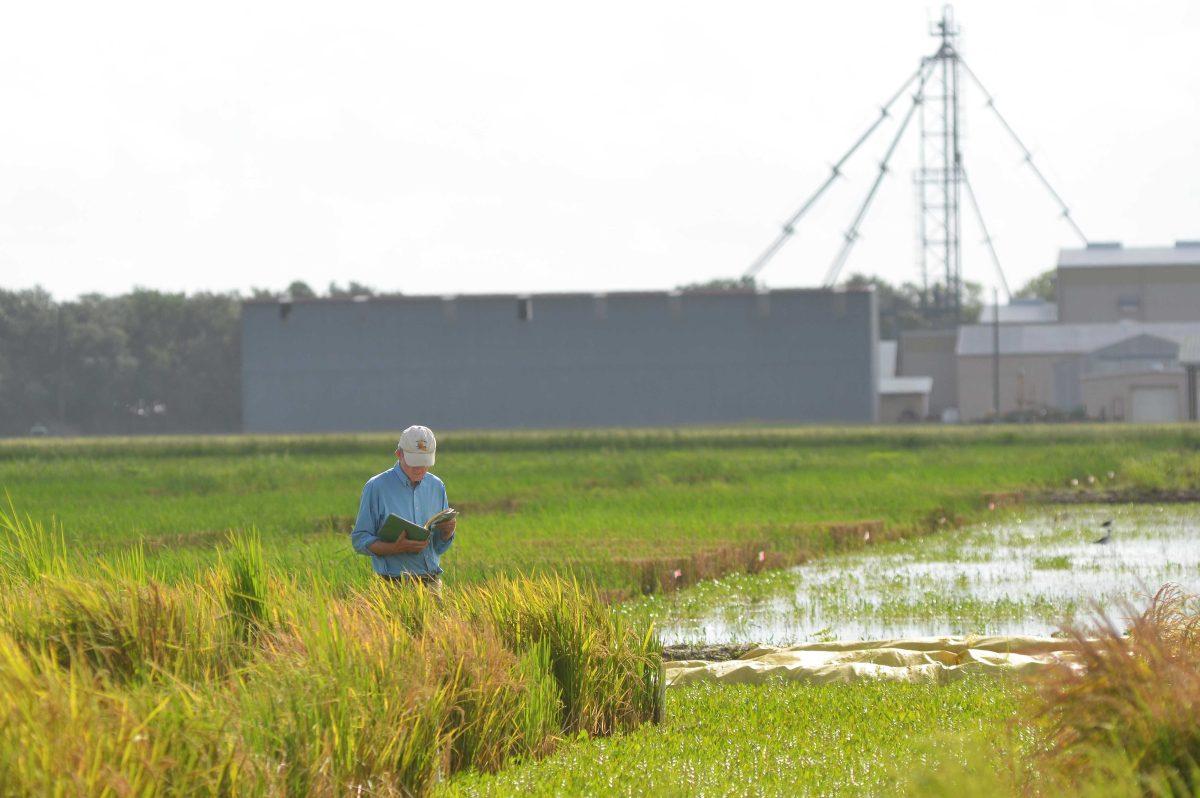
[{"left": 351, "top": 425, "right": 457, "bottom": 588}]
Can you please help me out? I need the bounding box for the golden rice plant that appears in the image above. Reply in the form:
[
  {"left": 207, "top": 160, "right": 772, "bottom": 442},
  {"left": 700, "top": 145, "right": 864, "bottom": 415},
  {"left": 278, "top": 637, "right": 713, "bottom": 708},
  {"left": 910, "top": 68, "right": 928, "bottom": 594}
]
[
  {"left": 1039, "top": 584, "right": 1200, "bottom": 792},
  {"left": 0, "top": 505, "right": 663, "bottom": 796}
]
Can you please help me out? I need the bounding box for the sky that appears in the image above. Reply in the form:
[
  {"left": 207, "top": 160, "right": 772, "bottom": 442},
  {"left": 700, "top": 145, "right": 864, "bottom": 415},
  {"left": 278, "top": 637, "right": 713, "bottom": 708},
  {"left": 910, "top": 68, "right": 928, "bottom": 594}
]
[{"left": 1, "top": 0, "right": 1197, "bottom": 301}]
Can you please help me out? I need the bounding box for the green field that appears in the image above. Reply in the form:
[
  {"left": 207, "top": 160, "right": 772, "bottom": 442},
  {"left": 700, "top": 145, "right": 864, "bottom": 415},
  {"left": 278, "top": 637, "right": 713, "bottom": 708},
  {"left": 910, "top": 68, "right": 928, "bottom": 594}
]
[
  {"left": 3, "top": 425, "right": 1198, "bottom": 592},
  {"left": 2, "top": 425, "right": 1200, "bottom": 795},
  {"left": 441, "top": 677, "right": 1032, "bottom": 797}
]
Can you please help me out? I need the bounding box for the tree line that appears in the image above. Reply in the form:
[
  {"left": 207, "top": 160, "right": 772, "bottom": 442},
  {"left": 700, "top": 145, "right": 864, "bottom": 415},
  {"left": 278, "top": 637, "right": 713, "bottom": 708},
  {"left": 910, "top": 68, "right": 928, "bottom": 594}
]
[
  {"left": 681, "top": 272, "right": 1054, "bottom": 340},
  {"left": 0, "top": 280, "right": 368, "bottom": 436},
  {"left": 2, "top": 271, "right": 1053, "bottom": 436}
]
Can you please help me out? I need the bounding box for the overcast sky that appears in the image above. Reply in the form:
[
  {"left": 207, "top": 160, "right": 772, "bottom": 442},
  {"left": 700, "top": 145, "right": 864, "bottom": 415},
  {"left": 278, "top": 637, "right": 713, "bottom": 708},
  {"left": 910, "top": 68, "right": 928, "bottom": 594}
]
[{"left": 2, "top": 0, "right": 1197, "bottom": 301}]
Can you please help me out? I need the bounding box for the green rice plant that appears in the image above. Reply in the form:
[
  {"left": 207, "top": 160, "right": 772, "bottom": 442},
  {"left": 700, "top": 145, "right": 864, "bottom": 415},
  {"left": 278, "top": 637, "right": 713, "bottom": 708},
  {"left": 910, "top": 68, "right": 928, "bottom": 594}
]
[
  {"left": 511, "top": 639, "right": 564, "bottom": 761},
  {"left": 100, "top": 537, "right": 150, "bottom": 582},
  {"left": 441, "top": 676, "right": 1028, "bottom": 797},
  {"left": 0, "top": 497, "right": 68, "bottom": 584},
  {"left": 218, "top": 527, "right": 270, "bottom": 643},
  {"left": 6, "top": 426, "right": 1198, "bottom": 595}
]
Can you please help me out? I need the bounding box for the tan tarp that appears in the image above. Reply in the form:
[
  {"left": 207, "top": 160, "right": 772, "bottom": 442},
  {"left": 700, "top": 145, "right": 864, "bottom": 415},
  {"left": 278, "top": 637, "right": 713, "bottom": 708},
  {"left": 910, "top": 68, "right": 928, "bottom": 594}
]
[{"left": 665, "top": 636, "right": 1081, "bottom": 687}]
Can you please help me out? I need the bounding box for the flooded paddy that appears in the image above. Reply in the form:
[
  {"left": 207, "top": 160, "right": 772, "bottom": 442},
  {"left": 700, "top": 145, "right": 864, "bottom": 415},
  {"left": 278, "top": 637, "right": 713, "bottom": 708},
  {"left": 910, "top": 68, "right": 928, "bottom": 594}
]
[{"left": 645, "top": 504, "right": 1200, "bottom": 645}]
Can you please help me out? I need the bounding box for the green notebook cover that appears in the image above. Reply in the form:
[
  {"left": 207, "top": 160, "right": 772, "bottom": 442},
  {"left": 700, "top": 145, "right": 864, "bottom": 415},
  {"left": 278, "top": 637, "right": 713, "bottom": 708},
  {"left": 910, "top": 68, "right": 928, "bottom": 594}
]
[{"left": 377, "top": 514, "right": 431, "bottom": 543}]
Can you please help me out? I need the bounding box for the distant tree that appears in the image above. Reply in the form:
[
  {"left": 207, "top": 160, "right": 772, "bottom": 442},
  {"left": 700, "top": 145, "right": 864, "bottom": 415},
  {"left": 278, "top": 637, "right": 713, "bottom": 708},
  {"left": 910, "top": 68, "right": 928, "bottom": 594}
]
[
  {"left": 327, "top": 281, "right": 376, "bottom": 297},
  {"left": 841, "top": 273, "right": 982, "bottom": 339},
  {"left": 0, "top": 289, "right": 61, "bottom": 434},
  {"left": 116, "top": 290, "right": 241, "bottom": 433},
  {"left": 1014, "top": 269, "right": 1056, "bottom": 302},
  {"left": 676, "top": 275, "right": 758, "bottom": 292},
  {"left": 0, "top": 287, "right": 242, "bottom": 435},
  {"left": 285, "top": 280, "right": 317, "bottom": 299}
]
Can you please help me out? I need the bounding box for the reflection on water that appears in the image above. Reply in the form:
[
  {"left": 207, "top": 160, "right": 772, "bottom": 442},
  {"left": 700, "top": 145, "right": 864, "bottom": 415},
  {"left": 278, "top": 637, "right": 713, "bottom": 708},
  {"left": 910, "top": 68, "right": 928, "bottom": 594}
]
[{"left": 659, "top": 505, "right": 1200, "bottom": 645}]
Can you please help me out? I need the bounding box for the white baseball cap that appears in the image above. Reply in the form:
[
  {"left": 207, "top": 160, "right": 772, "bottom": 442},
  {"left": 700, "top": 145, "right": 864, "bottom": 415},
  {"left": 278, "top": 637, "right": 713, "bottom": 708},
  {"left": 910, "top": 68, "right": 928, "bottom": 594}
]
[{"left": 397, "top": 425, "right": 437, "bottom": 467}]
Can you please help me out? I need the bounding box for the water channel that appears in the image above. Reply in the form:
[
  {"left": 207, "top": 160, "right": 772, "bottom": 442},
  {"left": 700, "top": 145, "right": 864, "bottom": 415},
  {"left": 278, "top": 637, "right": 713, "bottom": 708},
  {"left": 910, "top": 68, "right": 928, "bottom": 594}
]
[{"left": 651, "top": 504, "right": 1200, "bottom": 645}]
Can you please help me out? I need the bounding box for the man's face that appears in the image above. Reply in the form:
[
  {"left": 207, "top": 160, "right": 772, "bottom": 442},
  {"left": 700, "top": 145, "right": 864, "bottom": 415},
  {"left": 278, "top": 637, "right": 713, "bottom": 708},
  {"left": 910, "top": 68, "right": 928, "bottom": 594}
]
[{"left": 397, "top": 450, "right": 428, "bottom": 482}]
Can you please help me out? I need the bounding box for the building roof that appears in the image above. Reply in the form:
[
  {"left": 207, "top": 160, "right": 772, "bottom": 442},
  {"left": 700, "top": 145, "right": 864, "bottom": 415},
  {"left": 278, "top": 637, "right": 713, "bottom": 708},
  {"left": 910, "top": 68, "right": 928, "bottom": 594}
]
[
  {"left": 957, "top": 321, "right": 1200, "bottom": 357},
  {"left": 241, "top": 285, "right": 874, "bottom": 306},
  {"left": 1058, "top": 242, "right": 1200, "bottom": 270},
  {"left": 879, "top": 376, "right": 934, "bottom": 395},
  {"left": 979, "top": 299, "right": 1058, "bottom": 324}
]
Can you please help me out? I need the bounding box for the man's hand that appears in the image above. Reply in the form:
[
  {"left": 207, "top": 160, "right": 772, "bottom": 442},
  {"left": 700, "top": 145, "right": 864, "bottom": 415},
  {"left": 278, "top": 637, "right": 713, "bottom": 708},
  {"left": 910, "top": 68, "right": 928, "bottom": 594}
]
[
  {"left": 434, "top": 518, "right": 457, "bottom": 539},
  {"left": 368, "top": 531, "right": 428, "bottom": 557},
  {"left": 394, "top": 530, "right": 430, "bottom": 554}
]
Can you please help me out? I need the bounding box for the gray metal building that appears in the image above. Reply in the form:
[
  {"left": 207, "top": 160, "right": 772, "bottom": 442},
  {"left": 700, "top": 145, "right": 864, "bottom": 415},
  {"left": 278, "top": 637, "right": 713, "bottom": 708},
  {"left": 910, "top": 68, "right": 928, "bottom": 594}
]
[{"left": 241, "top": 288, "right": 878, "bottom": 432}]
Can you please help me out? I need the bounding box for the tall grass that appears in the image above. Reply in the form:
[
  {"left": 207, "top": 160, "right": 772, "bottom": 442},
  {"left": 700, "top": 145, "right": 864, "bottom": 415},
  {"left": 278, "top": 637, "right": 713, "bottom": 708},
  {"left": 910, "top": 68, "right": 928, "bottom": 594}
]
[
  {"left": 0, "top": 522, "right": 662, "bottom": 795},
  {"left": 1038, "top": 585, "right": 1200, "bottom": 792},
  {"left": 895, "top": 584, "right": 1200, "bottom": 797}
]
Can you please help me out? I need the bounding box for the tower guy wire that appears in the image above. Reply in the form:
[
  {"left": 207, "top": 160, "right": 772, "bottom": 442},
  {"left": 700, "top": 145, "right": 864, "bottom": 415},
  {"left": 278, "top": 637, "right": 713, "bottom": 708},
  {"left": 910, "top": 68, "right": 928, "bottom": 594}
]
[
  {"left": 961, "top": 167, "right": 1011, "bottom": 300},
  {"left": 743, "top": 5, "right": 1089, "bottom": 320},
  {"left": 959, "top": 58, "right": 1089, "bottom": 246},
  {"left": 743, "top": 65, "right": 928, "bottom": 280},
  {"left": 823, "top": 63, "right": 933, "bottom": 288}
]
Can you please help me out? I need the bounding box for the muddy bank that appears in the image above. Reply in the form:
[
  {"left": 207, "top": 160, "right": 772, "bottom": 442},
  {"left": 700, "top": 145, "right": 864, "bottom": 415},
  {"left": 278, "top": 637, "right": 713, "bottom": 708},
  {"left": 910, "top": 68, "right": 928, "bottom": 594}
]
[
  {"left": 1040, "top": 489, "right": 1200, "bottom": 504},
  {"left": 662, "top": 643, "right": 755, "bottom": 662}
]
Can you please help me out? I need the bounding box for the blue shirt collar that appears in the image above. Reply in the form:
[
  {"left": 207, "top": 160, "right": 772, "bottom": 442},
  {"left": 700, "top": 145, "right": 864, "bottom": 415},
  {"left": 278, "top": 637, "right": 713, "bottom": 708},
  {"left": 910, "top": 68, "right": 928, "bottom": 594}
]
[{"left": 392, "top": 461, "right": 421, "bottom": 488}]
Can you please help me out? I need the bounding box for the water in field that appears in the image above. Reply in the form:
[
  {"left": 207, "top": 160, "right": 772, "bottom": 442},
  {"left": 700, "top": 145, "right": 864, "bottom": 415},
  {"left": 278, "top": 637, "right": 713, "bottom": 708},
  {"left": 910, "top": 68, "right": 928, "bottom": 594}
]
[{"left": 651, "top": 505, "right": 1200, "bottom": 645}]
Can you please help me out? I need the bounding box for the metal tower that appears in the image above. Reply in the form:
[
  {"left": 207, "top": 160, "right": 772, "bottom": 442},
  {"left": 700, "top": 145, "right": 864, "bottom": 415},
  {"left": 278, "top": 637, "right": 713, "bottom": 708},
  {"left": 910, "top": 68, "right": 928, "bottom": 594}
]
[
  {"left": 743, "top": 4, "right": 1088, "bottom": 321},
  {"left": 916, "top": 7, "right": 963, "bottom": 322}
]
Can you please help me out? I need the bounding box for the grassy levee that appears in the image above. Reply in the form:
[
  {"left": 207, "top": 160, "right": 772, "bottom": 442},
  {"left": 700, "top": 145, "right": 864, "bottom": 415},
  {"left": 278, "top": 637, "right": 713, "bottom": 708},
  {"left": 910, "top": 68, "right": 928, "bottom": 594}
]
[
  {"left": 441, "top": 676, "right": 1031, "bottom": 797},
  {"left": 441, "top": 585, "right": 1200, "bottom": 797},
  {"left": 1, "top": 425, "right": 1198, "bottom": 594},
  {"left": 0, "top": 519, "right": 662, "bottom": 795}
]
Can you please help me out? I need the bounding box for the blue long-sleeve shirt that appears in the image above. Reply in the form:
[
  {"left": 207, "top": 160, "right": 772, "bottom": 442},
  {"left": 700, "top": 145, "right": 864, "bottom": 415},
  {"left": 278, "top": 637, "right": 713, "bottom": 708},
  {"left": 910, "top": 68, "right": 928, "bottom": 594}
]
[{"left": 350, "top": 463, "right": 453, "bottom": 577}]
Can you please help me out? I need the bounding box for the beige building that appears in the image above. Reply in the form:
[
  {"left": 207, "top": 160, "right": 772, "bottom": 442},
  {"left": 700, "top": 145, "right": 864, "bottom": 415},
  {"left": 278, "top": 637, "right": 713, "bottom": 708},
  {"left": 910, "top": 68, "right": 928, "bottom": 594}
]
[
  {"left": 883, "top": 241, "right": 1200, "bottom": 423},
  {"left": 1081, "top": 370, "right": 1188, "bottom": 423},
  {"left": 1182, "top": 337, "right": 1200, "bottom": 421},
  {"left": 896, "top": 329, "right": 957, "bottom": 418},
  {"left": 878, "top": 341, "right": 932, "bottom": 422},
  {"left": 955, "top": 323, "right": 1200, "bottom": 421},
  {"left": 1058, "top": 242, "right": 1200, "bottom": 324}
]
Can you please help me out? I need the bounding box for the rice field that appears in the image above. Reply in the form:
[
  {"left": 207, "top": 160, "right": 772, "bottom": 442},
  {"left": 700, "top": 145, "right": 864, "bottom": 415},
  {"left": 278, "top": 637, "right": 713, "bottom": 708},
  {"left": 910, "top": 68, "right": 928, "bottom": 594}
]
[
  {"left": 0, "top": 514, "right": 661, "bottom": 794},
  {"left": 2, "top": 425, "right": 1199, "bottom": 795},
  {"left": 2, "top": 425, "right": 1197, "bottom": 594},
  {"left": 632, "top": 504, "right": 1200, "bottom": 644}
]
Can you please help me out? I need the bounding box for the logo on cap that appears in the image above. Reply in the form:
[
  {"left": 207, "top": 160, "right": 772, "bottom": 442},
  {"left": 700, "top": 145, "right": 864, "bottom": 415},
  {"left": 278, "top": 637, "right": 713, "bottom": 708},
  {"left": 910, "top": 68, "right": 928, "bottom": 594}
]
[{"left": 416, "top": 440, "right": 429, "bottom": 452}]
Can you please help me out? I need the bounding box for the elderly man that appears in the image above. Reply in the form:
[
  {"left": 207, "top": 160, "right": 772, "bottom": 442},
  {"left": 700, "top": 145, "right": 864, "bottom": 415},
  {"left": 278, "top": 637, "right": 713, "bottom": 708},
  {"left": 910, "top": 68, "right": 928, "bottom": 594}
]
[{"left": 351, "top": 425, "right": 457, "bottom": 587}]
